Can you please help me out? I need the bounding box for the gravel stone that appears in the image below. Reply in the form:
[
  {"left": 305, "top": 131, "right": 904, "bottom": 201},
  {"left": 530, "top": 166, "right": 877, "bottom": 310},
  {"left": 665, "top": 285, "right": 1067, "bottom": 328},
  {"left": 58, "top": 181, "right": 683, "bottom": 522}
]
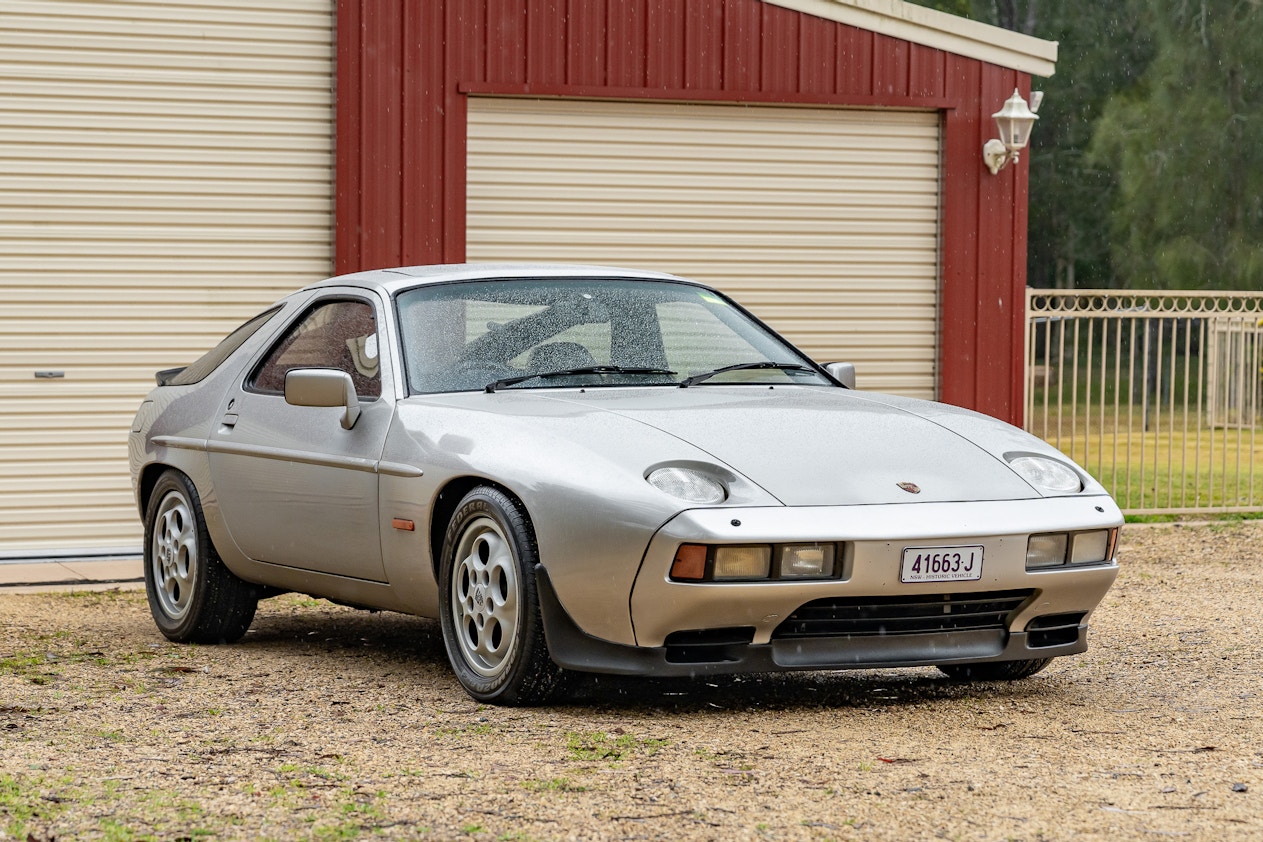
[{"left": 1, "top": 522, "right": 1260, "bottom": 840}]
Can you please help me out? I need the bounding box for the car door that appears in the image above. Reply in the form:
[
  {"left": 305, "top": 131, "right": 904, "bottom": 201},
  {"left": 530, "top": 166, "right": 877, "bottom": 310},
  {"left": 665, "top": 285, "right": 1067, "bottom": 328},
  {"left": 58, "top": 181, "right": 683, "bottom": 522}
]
[{"left": 206, "top": 292, "right": 392, "bottom": 581}]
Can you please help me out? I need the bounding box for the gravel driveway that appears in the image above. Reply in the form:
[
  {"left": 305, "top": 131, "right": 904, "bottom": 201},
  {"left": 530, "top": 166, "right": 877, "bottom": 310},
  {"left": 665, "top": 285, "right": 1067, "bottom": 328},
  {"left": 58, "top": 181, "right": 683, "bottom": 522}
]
[{"left": 2, "top": 523, "right": 1260, "bottom": 841}]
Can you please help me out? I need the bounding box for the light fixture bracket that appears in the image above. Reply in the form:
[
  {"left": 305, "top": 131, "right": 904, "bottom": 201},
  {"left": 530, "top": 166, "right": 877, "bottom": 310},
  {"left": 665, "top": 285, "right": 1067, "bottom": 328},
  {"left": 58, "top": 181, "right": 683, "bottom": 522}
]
[
  {"left": 983, "top": 138, "right": 1012, "bottom": 175},
  {"left": 983, "top": 88, "right": 1039, "bottom": 176}
]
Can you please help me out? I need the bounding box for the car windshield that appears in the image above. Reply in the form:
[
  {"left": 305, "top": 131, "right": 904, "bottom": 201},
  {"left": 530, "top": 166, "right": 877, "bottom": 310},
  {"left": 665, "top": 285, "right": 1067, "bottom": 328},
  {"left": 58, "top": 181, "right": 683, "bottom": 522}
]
[{"left": 395, "top": 277, "right": 833, "bottom": 394}]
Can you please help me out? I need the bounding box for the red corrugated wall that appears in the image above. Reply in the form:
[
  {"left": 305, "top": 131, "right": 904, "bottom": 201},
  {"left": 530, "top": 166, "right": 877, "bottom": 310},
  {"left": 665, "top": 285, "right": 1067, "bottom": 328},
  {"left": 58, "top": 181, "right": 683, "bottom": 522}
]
[{"left": 335, "top": 0, "right": 1031, "bottom": 424}]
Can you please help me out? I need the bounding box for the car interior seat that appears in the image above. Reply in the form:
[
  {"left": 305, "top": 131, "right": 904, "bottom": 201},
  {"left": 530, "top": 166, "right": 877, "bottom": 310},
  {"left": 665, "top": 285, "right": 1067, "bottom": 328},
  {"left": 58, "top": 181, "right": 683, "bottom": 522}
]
[{"left": 527, "top": 341, "right": 597, "bottom": 373}]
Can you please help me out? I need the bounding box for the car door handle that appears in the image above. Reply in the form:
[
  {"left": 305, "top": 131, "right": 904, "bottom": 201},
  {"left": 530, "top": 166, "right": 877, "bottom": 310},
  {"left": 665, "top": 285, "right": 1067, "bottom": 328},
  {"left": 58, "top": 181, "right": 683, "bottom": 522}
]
[{"left": 220, "top": 413, "right": 239, "bottom": 428}]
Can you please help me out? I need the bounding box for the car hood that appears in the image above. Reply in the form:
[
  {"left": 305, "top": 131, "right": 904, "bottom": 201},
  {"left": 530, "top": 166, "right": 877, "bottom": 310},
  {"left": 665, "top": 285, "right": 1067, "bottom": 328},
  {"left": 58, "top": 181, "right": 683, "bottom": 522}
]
[{"left": 506, "top": 386, "right": 1053, "bottom": 506}]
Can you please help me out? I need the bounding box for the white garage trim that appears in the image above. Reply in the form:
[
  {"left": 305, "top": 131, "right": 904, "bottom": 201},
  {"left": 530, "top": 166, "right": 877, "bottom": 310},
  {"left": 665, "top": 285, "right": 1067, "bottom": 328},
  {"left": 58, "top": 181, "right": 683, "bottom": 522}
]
[
  {"left": 764, "top": 0, "right": 1058, "bottom": 77},
  {"left": 465, "top": 97, "right": 941, "bottom": 400},
  {"left": 0, "top": 0, "right": 334, "bottom": 557}
]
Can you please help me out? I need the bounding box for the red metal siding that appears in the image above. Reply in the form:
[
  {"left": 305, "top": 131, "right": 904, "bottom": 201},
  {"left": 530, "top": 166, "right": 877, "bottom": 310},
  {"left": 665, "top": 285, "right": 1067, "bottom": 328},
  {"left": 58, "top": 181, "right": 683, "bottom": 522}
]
[
  {"left": 834, "top": 25, "right": 874, "bottom": 96},
  {"left": 797, "top": 13, "right": 835, "bottom": 95},
  {"left": 910, "top": 47, "right": 946, "bottom": 99},
  {"left": 486, "top": 1, "right": 527, "bottom": 83},
  {"left": 334, "top": 0, "right": 362, "bottom": 269},
  {"left": 684, "top": 4, "right": 724, "bottom": 89},
  {"left": 404, "top": 2, "right": 446, "bottom": 265},
  {"left": 335, "top": 0, "right": 1031, "bottom": 424},
  {"left": 606, "top": 2, "right": 645, "bottom": 87},
  {"left": 759, "top": 5, "right": 799, "bottom": 92},
  {"left": 647, "top": 1, "right": 686, "bottom": 89},
  {"left": 940, "top": 53, "right": 983, "bottom": 412},
  {"left": 873, "top": 33, "right": 910, "bottom": 96}
]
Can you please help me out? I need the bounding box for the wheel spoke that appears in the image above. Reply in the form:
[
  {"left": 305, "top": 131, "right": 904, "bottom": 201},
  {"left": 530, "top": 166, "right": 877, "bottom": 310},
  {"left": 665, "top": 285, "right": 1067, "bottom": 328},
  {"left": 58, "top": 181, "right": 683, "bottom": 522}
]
[
  {"left": 151, "top": 491, "right": 198, "bottom": 619},
  {"left": 450, "top": 517, "right": 521, "bottom": 678}
]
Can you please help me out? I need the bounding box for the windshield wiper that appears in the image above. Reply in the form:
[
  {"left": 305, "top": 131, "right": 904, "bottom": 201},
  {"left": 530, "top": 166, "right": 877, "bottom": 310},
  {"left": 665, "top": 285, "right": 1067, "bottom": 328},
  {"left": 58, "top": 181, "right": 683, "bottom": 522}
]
[
  {"left": 485, "top": 366, "right": 677, "bottom": 393},
  {"left": 678, "top": 361, "right": 813, "bottom": 388}
]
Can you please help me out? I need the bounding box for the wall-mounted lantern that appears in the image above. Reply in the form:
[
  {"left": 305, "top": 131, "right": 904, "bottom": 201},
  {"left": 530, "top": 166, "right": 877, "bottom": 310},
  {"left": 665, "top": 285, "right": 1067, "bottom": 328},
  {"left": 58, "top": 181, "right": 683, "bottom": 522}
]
[{"left": 983, "top": 88, "right": 1042, "bottom": 175}]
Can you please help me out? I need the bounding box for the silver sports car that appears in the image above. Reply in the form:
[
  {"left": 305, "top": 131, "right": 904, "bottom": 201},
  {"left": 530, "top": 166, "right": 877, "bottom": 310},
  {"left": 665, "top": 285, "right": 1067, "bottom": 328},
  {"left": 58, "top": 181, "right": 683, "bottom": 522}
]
[{"left": 129, "top": 264, "right": 1121, "bottom": 705}]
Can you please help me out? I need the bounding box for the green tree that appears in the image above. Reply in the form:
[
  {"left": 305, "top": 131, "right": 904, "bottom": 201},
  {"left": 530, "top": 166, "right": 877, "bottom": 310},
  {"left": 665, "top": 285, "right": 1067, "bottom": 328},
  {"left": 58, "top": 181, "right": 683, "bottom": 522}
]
[
  {"left": 1024, "top": 1, "right": 1152, "bottom": 288},
  {"left": 1091, "top": 0, "right": 1263, "bottom": 289},
  {"left": 909, "top": 1, "right": 1155, "bottom": 288}
]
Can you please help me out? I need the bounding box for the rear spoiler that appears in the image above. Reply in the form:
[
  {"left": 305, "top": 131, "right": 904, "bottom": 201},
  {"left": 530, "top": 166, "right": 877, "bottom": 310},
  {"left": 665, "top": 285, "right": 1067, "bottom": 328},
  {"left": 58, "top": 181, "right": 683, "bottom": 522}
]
[{"left": 155, "top": 367, "right": 186, "bottom": 386}]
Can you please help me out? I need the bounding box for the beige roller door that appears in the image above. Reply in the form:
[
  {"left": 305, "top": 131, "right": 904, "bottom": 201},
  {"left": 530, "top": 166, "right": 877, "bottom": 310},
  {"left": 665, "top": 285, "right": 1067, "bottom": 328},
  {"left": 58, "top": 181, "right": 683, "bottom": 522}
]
[
  {"left": 466, "top": 97, "right": 941, "bottom": 398},
  {"left": 0, "top": 0, "right": 334, "bottom": 557}
]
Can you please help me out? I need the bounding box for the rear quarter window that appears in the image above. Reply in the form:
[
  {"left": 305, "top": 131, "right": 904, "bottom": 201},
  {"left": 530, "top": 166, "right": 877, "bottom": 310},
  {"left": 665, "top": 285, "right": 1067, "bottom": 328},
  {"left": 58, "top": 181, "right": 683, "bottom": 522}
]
[{"left": 162, "top": 307, "right": 282, "bottom": 386}]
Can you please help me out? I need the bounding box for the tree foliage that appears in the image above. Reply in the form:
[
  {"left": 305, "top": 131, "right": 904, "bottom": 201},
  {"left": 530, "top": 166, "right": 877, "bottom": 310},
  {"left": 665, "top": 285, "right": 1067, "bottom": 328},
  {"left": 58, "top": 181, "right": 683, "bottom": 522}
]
[
  {"left": 1091, "top": 0, "right": 1263, "bottom": 289},
  {"left": 1021, "top": 0, "right": 1152, "bottom": 289},
  {"left": 911, "top": 0, "right": 1263, "bottom": 290}
]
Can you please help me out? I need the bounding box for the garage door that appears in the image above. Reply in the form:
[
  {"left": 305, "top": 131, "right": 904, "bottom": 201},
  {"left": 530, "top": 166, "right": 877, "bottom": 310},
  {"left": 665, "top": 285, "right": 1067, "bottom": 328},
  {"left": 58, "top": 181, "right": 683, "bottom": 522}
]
[
  {"left": 0, "top": 0, "right": 334, "bottom": 557},
  {"left": 466, "top": 97, "right": 941, "bottom": 399}
]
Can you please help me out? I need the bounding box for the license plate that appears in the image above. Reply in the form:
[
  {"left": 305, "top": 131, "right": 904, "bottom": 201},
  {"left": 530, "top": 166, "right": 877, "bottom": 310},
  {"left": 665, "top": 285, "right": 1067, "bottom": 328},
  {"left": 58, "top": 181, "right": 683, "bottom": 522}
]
[{"left": 900, "top": 545, "right": 984, "bottom": 583}]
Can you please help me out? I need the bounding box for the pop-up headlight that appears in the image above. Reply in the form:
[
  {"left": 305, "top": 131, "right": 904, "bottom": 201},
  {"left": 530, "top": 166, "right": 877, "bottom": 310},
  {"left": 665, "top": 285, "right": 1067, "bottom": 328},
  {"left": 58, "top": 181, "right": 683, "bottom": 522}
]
[
  {"left": 1009, "top": 455, "right": 1083, "bottom": 495},
  {"left": 646, "top": 467, "right": 727, "bottom": 504}
]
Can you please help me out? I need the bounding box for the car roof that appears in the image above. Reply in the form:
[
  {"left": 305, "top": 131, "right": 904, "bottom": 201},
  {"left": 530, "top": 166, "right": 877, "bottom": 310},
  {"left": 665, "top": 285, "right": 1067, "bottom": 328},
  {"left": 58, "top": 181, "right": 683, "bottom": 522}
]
[{"left": 302, "top": 263, "right": 695, "bottom": 296}]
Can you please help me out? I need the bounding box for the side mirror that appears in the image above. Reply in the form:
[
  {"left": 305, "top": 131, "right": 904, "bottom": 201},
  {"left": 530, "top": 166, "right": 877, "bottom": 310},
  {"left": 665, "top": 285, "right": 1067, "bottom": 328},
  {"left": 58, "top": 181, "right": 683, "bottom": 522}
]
[
  {"left": 285, "top": 368, "right": 361, "bottom": 429},
  {"left": 824, "top": 362, "right": 856, "bottom": 389}
]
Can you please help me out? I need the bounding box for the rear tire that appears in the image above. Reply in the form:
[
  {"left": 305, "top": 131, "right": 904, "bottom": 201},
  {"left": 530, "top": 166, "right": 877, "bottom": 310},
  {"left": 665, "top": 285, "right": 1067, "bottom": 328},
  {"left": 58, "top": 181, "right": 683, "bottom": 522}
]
[
  {"left": 937, "top": 658, "right": 1052, "bottom": 681},
  {"left": 438, "top": 487, "right": 563, "bottom": 705},
  {"left": 144, "top": 470, "right": 258, "bottom": 644}
]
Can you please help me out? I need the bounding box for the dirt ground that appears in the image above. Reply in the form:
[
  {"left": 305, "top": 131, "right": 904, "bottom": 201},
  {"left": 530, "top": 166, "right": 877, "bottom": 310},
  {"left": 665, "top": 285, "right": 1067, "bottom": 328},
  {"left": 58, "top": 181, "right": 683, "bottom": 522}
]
[{"left": 2, "top": 522, "right": 1260, "bottom": 841}]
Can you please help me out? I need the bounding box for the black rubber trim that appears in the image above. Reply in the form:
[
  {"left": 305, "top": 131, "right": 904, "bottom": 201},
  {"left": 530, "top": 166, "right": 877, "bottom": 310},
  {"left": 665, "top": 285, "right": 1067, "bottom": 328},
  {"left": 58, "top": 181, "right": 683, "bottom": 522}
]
[{"left": 534, "top": 565, "right": 1089, "bottom": 677}]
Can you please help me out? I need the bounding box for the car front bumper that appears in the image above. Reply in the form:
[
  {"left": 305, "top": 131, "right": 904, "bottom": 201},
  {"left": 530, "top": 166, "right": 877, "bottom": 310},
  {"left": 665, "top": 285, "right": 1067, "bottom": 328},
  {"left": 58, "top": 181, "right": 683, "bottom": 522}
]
[{"left": 538, "top": 496, "right": 1121, "bottom": 677}]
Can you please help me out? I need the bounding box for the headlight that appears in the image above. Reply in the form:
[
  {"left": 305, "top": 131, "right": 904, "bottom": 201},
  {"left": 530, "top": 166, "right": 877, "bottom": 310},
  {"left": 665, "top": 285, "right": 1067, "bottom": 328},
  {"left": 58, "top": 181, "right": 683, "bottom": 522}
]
[
  {"left": 670, "top": 542, "right": 844, "bottom": 582},
  {"left": 777, "top": 543, "right": 837, "bottom": 579},
  {"left": 1008, "top": 455, "right": 1083, "bottom": 495},
  {"left": 1026, "top": 528, "right": 1119, "bottom": 570},
  {"left": 1070, "top": 529, "right": 1113, "bottom": 565},
  {"left": 1026, "top": 533, "right": 1068, "bottom": 568},
  {"left": 713, "top": 546, "right": 771, "bottom": 580},
  {"left": 646, "top": 467, "right": 726, "bottom": 504}
]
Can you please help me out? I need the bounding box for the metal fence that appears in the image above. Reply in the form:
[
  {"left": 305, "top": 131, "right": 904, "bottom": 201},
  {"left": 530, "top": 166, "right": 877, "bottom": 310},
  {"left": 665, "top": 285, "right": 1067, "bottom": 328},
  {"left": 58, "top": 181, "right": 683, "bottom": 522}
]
[{"left": 1025, "top": 289, "right": 1263, "bottom": 514}]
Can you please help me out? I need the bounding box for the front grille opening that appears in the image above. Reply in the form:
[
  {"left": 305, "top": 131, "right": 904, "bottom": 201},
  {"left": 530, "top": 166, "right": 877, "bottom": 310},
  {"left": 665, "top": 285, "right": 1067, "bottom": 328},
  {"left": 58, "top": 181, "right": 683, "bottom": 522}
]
[
  {"left": 663, "top": 627, "right": 755, "bottom": 664},
  {"left": 1026, "top": 612, "right": 1086, "bottom": 648},
  {"left": 772, "top": 590, "right": 1033, "bottom": 640}
]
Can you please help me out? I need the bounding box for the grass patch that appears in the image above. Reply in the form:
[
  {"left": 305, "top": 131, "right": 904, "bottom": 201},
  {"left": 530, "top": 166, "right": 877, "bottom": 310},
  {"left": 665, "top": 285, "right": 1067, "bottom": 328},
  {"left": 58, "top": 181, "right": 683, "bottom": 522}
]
[
  {"left": 522, "top": 777, "right": 588, "bottom": 793},
  {"left": 0, "top": 773, "right": 41, "bottom": 839},
  {"left": 1028, "top": 405, "right": 1263, "bottom": 512},
  {"left": 0, "top": 773, "right": 80, "bottom": 839},
  {"left": 1125, "top": 511, "right": 1263, "bottom": 523},
  {"left": 0, "top": 652, "right": 59, "bottom": 685},
  {"left": 565, "top": 731, "right": 667, "bottom": 762}
]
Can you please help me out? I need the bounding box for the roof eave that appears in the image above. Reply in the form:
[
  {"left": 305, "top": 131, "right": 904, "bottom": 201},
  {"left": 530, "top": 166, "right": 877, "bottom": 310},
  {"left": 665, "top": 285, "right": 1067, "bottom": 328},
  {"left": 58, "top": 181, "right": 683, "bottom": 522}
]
[{"left": 763, "top": 0, "right": 1058, "bottom": 78}]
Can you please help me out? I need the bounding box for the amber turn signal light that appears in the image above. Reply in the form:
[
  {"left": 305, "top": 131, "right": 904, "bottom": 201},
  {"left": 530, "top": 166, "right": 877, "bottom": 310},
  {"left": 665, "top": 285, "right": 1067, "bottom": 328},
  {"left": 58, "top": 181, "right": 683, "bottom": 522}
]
[{"left": 670, "top": 544, "right": 708, "bottom": 581}]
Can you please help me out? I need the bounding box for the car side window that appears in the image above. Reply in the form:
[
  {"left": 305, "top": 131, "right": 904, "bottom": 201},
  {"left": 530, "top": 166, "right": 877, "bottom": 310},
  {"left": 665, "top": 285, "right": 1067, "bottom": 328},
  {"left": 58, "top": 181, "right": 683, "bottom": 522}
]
[
  {"left": 249, "top": 299, "right": 381, "bottom": 398},
  {"left": 165, "top": 306, "right": 282, "bottom": 386}
]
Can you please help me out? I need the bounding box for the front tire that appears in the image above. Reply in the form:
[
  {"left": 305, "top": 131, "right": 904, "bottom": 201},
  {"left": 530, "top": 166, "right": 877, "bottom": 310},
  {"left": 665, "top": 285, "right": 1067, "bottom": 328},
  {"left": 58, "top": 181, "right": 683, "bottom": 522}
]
[
  {"left": 144, "top": 470, "right": 258, "bottom": 644},
  {"left": 438, "top": 487, "right": 563, "bottom": 705},
  {"left": 937, "top": 658, "right": 1052, "bottom": 681}
]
